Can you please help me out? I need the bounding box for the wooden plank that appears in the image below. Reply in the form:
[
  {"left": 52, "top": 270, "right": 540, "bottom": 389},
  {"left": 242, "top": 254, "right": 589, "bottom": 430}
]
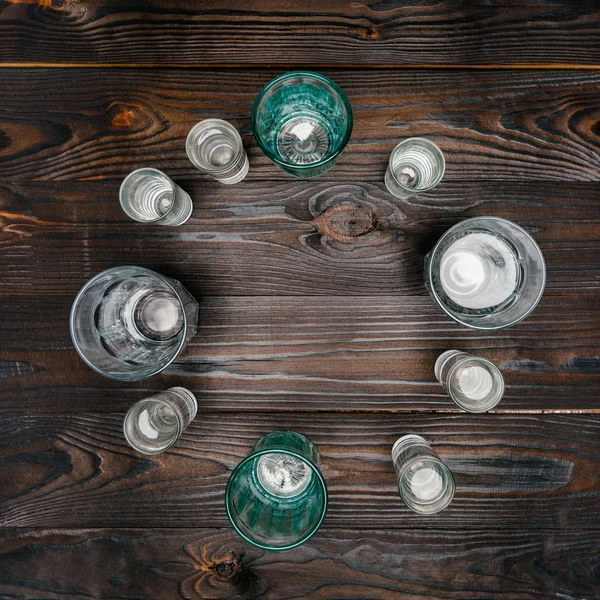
[
  {"left": 0, "top": 180, "right": 599, "bottom": 298},
  {"left": 1, "top": 412, "right": 599, "bottom": 529},
  {"left": 0, "top": 69, "right": 599, "bottom": 181},
  {"left": 1, "top": 527, "right": 600, "bottom": 600},
  {"left": 1, "top": 1, "right": 599, "bottom": 66},
  {"left": 0, "top": 294, "right": 598, "bottom": 412}
]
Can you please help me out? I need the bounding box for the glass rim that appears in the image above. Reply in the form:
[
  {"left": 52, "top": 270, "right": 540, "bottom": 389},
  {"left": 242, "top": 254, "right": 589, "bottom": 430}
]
[
  {"left": 224, "top": 446, "right": 328, "bottom": 551},
  {"left": 69, "top": 266, "right": 190, "bottom": 381},
  {"left": 387, "top": 137, "right": 445, "bottom": 192},
  {"left": 185, "top": 119, "right": 245, "bottom": 174},
  {"left": 426, "top": 216, "right": 547, "bottom": 330},
  {"left": 446, "top": 356, "right": 504, "bottom": 413},
  {"left": 123, "top": 395, "right": 184, "bottom": 454},
  {"left": 251, "top": 70, "right": 353, "bottom": 171},
  {"left": 119, "top": 168, "right": 177, "bottom": 224}
]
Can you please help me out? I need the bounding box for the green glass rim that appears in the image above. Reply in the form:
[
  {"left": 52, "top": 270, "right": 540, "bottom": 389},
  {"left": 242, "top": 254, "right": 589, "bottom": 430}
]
[
  {"left": 224, "top": 446, "right": 328, "bottom": 551},
  {"left": 251, "top": 70, "right": 353, "bottom": 171}
]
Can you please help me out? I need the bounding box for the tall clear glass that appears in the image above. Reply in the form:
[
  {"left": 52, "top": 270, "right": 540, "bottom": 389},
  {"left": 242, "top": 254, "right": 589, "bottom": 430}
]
[
  {"left": 119, "top": 168, "right": 193, "bottom": 226},
  {"left": 435, "top": 350, "right": 504, "bottom": 412},
  {"left": 70, "top": 266, "right": 198, "bottom": 381},
  {"left": 252, "top": 71, "right": 353, "bottom": 178},
  {"left": 425, "top": 217, "right": 546, "bottom": 330},
  {"left": 392, "top": 434, "right": 455, "bottom": 515},
  {"left": 186, "top": 119, "right": 249, "bottom": 184},
  {"left": 225, "top": 431, "right": 328, "bottom": 551},
  {"left": 123, "top": 387, "right": 197, "bottom": 454}
]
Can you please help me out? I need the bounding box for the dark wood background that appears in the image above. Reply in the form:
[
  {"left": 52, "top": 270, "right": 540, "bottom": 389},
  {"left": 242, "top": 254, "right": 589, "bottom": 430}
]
[{"left": 0, "top": 1, "right": 599, "bottom": 598}]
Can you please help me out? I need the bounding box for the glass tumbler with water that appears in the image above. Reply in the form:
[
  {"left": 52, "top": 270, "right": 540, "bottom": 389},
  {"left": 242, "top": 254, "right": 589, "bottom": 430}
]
[
  {"left": 119, "top": 168, "right": 193, "bottom": 226},
  {"left": 70, "top": 266, "right": 198, "bottom": 381},
  {"left": 252, "top": 71, "right": 353, "bottom": 178},
  {"left": 392, "top": 434, "right": 455, "bottom": 514},
  {"left": 425, "top": 217, "right": 546, "bottom": 330},
  {"left": 225, "top": 431, "right": 328, "bottom": 551},
  {"left": 435, "top": 350, "right": 504, "bottom": 412},
  {"left": 186, "top": 119, "right": 249, "bottom": 184},
  {"left": 385, "top": 138, "right": 445, "bottom": 199}
]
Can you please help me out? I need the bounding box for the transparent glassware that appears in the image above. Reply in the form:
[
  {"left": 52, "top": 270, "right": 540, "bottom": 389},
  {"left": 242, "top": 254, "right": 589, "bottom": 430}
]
[
  {"left": 70, "top": 266, "right": 199, "bottom": 381},
  {"left": 252, "top": 71, "right": 353, "bottom": 178},
  {"left": 435, "top": 350, "right": 504, "bottom": 412},
  {"left": 119, "top": 168, "right": 193, "bottom": 226},
  {"left": 392, "top": 434, "right": 455, "bottom": 515},
  {"left": 425, "top": 217, "right": 546, "bottom": 330},
  {"left": 123, "top": 387, "right": 197, "bottom": 454},
  {"left": 225, "top": 431, "right": 328, "bottom": 551},
  {"left": 385, "top": 138, "right": 445, "bottom": 199},
  {"left": 186, "top": 119, "right": 249, "bottom": 184}
]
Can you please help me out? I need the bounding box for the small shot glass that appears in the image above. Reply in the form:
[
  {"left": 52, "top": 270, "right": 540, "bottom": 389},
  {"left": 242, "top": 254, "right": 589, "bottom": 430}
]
[
  {"left": 119, "top": 168, "right": 193, "bottom": 226},
  {"left": 435, "top": 350, "right": 504, "bottom": 413},
  {"left": 392, "top": 434, "right": 455, "bottom": 515},
  {"left": 186, "top": 119, "right": 249, "bottom": 184},
  {"left": 123, "top": 387, "right": 197, "bottom": 455},
  {"left": 384, "top": 138, "right": 445, "bottom": 199}
]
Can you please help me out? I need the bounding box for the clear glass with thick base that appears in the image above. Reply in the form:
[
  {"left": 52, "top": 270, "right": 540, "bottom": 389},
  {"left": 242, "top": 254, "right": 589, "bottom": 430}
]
[
  {"left": 252, "top": 71, "right": 353, "bottom": 178},
  {"left": 225, "top": 431, "right": 328, "bottom": 551}
]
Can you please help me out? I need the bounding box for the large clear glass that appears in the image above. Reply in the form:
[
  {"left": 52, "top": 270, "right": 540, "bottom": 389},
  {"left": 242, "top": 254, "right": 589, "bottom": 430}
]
[
  {"left": 119, "top": 168, "right": 193, "bottom": 226},
  {"left": 425, "top": 217, "right": 546, "bottom": 330},
  {"left": 392, "top": 434, "right": 455, "bottom": 515},
  {"left": 186, "top": 119, "right": 249, "bottom": 184},
  {"left": 252, "top": 71, "right": 353, "bottom": 178},
  {"left": 123, "top": 387, "right": 197, "bottom": 454},
  {"left": 225, "top": 431, "right": 328, "bottom": 551},
  {"left": 70, "top": 266, "right": 198, "bottom": 381},
  {"left": 435, "top": 350, "right": 504, "bottom": 412}
]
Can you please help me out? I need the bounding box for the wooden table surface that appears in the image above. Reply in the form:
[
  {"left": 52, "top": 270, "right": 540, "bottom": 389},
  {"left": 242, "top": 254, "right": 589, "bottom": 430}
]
[{"left": 1, "top": 1, "right": 599, "bottom": 598}]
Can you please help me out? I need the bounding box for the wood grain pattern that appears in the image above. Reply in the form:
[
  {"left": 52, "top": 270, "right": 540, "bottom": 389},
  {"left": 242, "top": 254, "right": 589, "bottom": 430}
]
[
  {"left": 1, "top": 1, "right": 599, "bottom": 66},
  {"left": 1, "top": 412, "right": 599, "bottom": 529},
  {"left": 0, "top": 294, "right": 598, "bottom": 412},
  {"left": 1, "top": 180, "right": 599, "bottom": 298},
  {"left": 2, "top": 527, "right": 600, "bottom": 600},
  {"left": 0, "top": 69, "right": 599, "bottom": 181}
]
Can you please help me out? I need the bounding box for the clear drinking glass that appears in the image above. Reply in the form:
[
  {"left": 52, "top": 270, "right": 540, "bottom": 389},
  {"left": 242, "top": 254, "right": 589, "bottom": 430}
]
[
  {"left": 384, "top": 138, "right": 445, "bottom": 199},
  {"left": 119, "top": 168, "right": 193, "bottom": 226},
  {"left": 186, "top": 119, "right": 249, "bottom": 184},
  {"left": 435, "top": 350, "right": 504, "bottom": 412},
  {"left": 392, "top": 434, "right": 455, "bottom": 515},
  {"left": 252, "top": 71, "right": 353, "bottom": 178},
  {"left": 425, "top": 217, "right": 546, "bottom": 330},
  {"left": 225, "top": 431, "right": 328, "bottom": 551},
  {"left": 123, "top": 387, "right": 197, "bottom": 454},
  {"left": 70, "top": 266, "right": 199, "bottom": 381}
]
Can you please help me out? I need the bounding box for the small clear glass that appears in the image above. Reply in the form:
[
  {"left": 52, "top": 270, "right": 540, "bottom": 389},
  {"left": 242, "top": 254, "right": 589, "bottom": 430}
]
[
  {"left": 252, "top": 71, "right": 353, "bottom": 178},
  {"left": 435, "top": 350, "right": 504, "bottom": 412},
  {"left": 385, "top": 138, "right": 445, "bottom": 199},
  {"left": 123, "top": 387, "right": 197, "bottom": 454},
  {"left": 186, "top": 119, "right": 249, "bottom": 184},
  {"left": 425, "top": 217, "right": 546, "bottom": 330},
  {"left": 225, "top": 431, "right": 328, "bottom": 551},
  {"left": 70, "top": 266, "right": 198, "bottom": 381},
  {"left": 119, "top": 168, "right": 193, "bottom": 226},
  {"left": 392, "top": 434, "right": 455, "bottom": 515}
]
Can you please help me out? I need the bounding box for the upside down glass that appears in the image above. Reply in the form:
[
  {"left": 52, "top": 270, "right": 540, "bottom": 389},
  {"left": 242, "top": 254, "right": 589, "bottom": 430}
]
[
  {"left": 435, "top": 350, "right": 504, "bottom": 412},
  {"left": 252, "top": 71, "right": 353, "bottom": 178},
  {"left": 70, "top": 266, "right": 198, "bottom": 381},
  {"left": 123, "top": 387, "right": 197, "bottom": 454},
  {"left": 392, "top": 434, "right": 455, "bottom": 514},
  {"left": 225, "top": 431, "right": 328, "bottom": 551},
  {"left": 425, "top": 217, "right": 546, "bottom": 330}
]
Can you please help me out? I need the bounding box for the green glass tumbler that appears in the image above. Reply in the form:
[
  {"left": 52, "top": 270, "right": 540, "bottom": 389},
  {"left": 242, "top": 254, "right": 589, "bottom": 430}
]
[
  {"left": 225, "top": 431, "right": 328, "bottom": 551},
  {"left": 251, "top": 71, "right": 353, "bottom": 178}
]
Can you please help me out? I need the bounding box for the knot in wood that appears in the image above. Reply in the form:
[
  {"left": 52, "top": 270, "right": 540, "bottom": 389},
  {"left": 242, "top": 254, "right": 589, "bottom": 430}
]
[
  {"left": 210, "top": 552, "right": 242, "bottom": 580},
  {"left": 314, "top": 204, "right": 378, "bottom": 241}
]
